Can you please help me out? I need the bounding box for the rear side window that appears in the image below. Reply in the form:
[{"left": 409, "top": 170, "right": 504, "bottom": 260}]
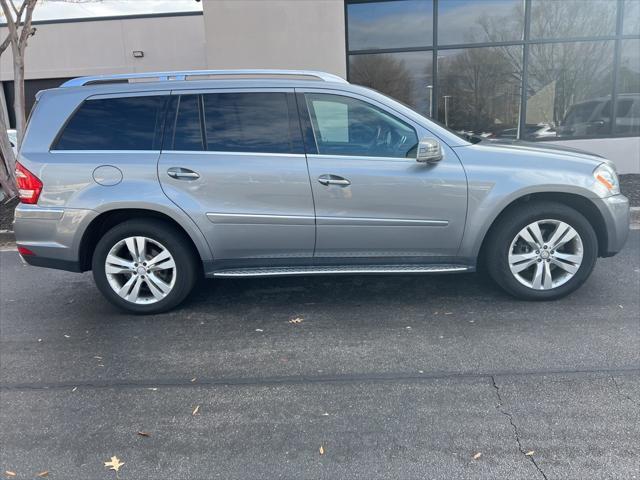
[
  {"left": 54, "top": 95, "right": 167, "bottom": 150},
  {"left": 202, "top": 92, "right": 300, "bottom": 154}
]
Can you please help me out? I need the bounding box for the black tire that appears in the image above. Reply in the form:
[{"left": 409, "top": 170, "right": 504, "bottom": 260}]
[
  {"left": 92, "top": 219, "right": 199, "bottom": 314},
  {"left": 485, "top": 201, "right": 598, "bottom": 300}
]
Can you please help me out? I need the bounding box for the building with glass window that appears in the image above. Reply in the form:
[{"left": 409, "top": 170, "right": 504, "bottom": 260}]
[
  {"left": 204, "top": 0, "right": 639, "bottom": 174},
  {"left": 1, "top": 0, "right": 639, "bottom": 172}
]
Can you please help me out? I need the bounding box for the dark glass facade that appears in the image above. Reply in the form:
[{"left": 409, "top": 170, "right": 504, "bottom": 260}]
[{"left": 346, "top": 0, "right": 640, "bottom": 141}]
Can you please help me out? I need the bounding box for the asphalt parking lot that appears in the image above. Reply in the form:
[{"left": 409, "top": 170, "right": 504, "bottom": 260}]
[{"left": 1, "top": 232, "right": 639, "bottom": 479}]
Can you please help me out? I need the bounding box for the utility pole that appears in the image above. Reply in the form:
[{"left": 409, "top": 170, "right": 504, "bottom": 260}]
[{"left": 443, "top": 95, "right": 451, "bottom": 127}]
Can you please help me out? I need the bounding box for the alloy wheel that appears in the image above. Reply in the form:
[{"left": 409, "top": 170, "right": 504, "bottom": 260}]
[
  {"left": 508, "top": 219, "right": 583, "bottom": 290},
  {"left": 104, "top": 236, "right": 177, "bottom": 304}
]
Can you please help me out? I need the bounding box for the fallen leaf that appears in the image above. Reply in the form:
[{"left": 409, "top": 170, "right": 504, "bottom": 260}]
[
  {"left": 5, "top": 472, "right": 16, "bottom": 477},
  {"left": 444, "top": 312, "right": 453, "bottom": 315},
  {"left": 94, "top": 356, "right": 102, "bottom": 360},
  {"left": 192, "top": 405, "right": 200, "bottom": 416},
  {"left": 64, "top": 334, "right": 70, "bottom": 338},
  {"left": 104, "top": 455, "right": 124, "bottom": 472},
  {"left": 525, "top": 450, "right": 535, "bottom": 456},
  {"left": 255, "top": 328, "right": 264, "bottom": 332},
  {"left": 190, "top": 377, "right": 197, "bottom": 382},
  {"left": 37, "top": 338, "right": 42, "bottom": 342},
  {"left": 289, "top": 317, "right": 304, "bottom": 324},
  {"left": 37, "top": 471, "right": 49, "bottom": 477},
  {"left": 147, "top": 388, "right": 158, "bottom": 391},
  {"left": 472, "top": 452, "right": 482, "bottom": 460},
  {"left": 72, "top": 387, "right": 77, "bottom": 392},
  {"left": 137, "top": 431, "right": 151, "bottom": 437},
  {"left": 319, "top": 445, "right": 325, "bottom": 455}
]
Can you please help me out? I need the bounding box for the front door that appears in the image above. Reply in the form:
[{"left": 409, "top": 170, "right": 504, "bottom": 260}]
[
  {"left": 298, "top": 90, "right": 467, "bottom": 260},
  {"left": 158, "top": 90, "right": 315, "bottom": 264}
]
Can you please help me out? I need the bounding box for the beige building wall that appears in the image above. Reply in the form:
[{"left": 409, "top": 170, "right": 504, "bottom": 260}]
[
  {"left": 0, "top": 14, "right": 207, "bottom": 81},
  {"left": 202, "top": 0, "right": 347, "bottom": 78}
]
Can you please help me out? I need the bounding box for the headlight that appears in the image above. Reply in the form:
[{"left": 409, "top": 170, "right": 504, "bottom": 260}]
[{"left": 593, "top": 163, "right": 620, "bottom": 196}]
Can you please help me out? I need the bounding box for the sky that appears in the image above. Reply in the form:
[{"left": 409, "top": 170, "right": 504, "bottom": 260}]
[{"left": 3, "top": 0, "right": 202, "bottom": 22}]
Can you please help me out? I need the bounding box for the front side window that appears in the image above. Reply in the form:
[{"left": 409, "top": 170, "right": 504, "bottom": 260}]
[
  {"left": 305, "top": 93, "right": 418, "bottom": 158},
  {"left": 202, "top": 92, "right": 297, "bottom": 154},
  {"left": 55, "top": 95, "right": 166, "bottom": 150}
]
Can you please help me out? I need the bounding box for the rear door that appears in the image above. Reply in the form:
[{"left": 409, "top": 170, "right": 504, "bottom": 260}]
[
  {"left": 158, "top": 89, "right": 315, "bottom": 264},
  {"left": 297, "top": 89, "right": 468, "bottom": 260}
]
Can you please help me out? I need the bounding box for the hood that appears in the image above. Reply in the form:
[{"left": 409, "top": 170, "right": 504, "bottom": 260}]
[
  {"left": 455, "top": 138, "right": 609, "bottom": 168},
  {"left": 482, "top": 139, "right": 605, "bottom": 159}
]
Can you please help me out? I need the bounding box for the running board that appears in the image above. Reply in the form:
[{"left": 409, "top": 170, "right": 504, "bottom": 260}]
[{"left": 212, "top": 264, "right": 470, "bottom": 278}]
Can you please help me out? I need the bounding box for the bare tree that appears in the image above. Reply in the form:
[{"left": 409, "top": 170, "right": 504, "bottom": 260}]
[{"left": 0, "top": 0, "right": 37, "bottom": 199}]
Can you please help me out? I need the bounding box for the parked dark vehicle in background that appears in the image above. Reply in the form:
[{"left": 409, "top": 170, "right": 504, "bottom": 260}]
[
  {"left": 557, "top": 94, "right": 640, "bottom": 138},
  {"left": 13, "top": 70, "right": 630, "bottom": 313}
]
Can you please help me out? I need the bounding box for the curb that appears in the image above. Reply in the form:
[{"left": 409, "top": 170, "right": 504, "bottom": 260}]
[{"left": 0, "top": 230, "right": 15, "bottom": 244}]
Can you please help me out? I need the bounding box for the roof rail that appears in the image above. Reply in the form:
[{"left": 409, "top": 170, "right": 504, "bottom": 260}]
[{"left": 61, "top": 69, "right": 348, "bottom": 87}]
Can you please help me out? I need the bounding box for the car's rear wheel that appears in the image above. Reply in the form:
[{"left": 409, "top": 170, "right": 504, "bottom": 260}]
[
  {"left": 92, "top": 220, "right": 198, "bottom": 313},
  {"left": 486, "top": 202, "right": 598, "bottom": 300}
]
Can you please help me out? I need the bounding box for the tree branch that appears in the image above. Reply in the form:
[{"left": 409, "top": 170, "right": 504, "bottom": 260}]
[
  {"left": 18, "top": 0, "right": 37, "bottom": 50},
  {"left": 8, "top": 0, "right": 18, "bottom": 17},
  {"left": 0, "top": 33, "right": 10, "bottom": 55}
]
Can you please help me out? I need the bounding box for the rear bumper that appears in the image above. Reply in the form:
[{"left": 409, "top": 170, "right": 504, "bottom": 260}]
[
  {"left": 20, "top": 254, "right": 82, "bottom": 272},
  {"left": 592, "top": 194, "right": 630, "bottom": 257},
  {"left": 14, "top": 205, "right": 97, "bottom": 271}
]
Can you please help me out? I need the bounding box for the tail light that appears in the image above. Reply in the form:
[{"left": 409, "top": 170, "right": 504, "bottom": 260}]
[
  {"left": 15, "top": 162, "right": 43, "bottom": 204},
  {"left": 17, "top": 246, "right": 35, "bottom": 256}
]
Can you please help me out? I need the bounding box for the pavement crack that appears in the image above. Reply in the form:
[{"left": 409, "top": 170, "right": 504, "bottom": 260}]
[
  {"left": 611, "top": 375, "right": 639, "bottom": 406},
  {"left": 491, "top": 375, "right": 548, "bottom": 480}
]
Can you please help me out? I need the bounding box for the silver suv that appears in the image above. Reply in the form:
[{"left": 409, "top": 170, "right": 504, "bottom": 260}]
[{"left": 14, "top": 70, "right": 630, "bottom": 313}]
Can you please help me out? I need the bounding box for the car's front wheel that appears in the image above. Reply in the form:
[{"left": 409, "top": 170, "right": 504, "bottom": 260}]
[
  {"left": 486, "top": 202, "right": 598, "bottom": 300},
  {"left": 92, "top": 220, "right": 199, "bottom": 313}
]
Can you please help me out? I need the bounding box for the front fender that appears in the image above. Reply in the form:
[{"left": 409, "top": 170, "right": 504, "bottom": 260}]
[{"left": 454, "top": 144, "right": 604, "bottom": 261}]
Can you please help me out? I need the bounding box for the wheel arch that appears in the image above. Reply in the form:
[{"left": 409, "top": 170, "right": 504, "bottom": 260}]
[
  {"left": 78, "top": 208, "right": 209, "bottom": 272},
  {"left": 476, "top": 192, "right": 608, "bottom": 267}
]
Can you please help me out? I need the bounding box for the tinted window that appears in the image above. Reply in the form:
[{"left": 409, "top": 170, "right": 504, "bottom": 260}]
[
  {"left": 305, "top": 94, "right": 418, "bottom": 158},
  {"left": 616, "top": 40, "right": 640, "bottom": 135},
  {"left": 526, "top": 41, "right": 614, "bottom": 139},
  {"left": 438, "top": 0, "right": 523, "bottom": 45},
  {"left": 623, "top": 0, "right": 640, "bottom": 35},
  {"left": 347, "top": 0, "right": 433, "bottom": 51},
  {"left": 530, "top": 0, "right": 616, "bottom": 39},
  {"left": 348, "top": 51, "right": 433, "bottom": 117},
  {"left": 55, "top": 95, "right": 166, "bottom": 150},
  {"left": 202, "top": 92, "right": 297, "bottom": 154},
  {"left": 437, "top": 45, "right": 522, "bottom": 137},
  {"left": 173, "top": 95, "right": 203, "bottom": 151}
]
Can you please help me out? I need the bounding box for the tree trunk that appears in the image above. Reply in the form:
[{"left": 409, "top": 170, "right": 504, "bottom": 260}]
[{"left": 13, "top": 54, "right": 26, "bottom": 147}]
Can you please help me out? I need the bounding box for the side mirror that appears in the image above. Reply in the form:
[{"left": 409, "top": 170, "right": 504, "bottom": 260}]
[{"left": 416, "top": 138, "right": 443, "bottom": 163}]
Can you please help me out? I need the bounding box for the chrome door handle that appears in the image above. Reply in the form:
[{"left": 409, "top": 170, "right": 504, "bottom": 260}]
[
  {"left": 167, "top": 167, "right": 200, "bottom": 180},
  {"left": 318, "top": 174, "right": 351, "bottom": 186}
]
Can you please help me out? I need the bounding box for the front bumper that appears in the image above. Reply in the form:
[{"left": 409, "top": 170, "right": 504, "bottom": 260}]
[
  {"left": 14, "top": 205, "right": 97, "bottom": 272},
  {"left": 592, "top": 194, "right": 630, "bottom": 257}
]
